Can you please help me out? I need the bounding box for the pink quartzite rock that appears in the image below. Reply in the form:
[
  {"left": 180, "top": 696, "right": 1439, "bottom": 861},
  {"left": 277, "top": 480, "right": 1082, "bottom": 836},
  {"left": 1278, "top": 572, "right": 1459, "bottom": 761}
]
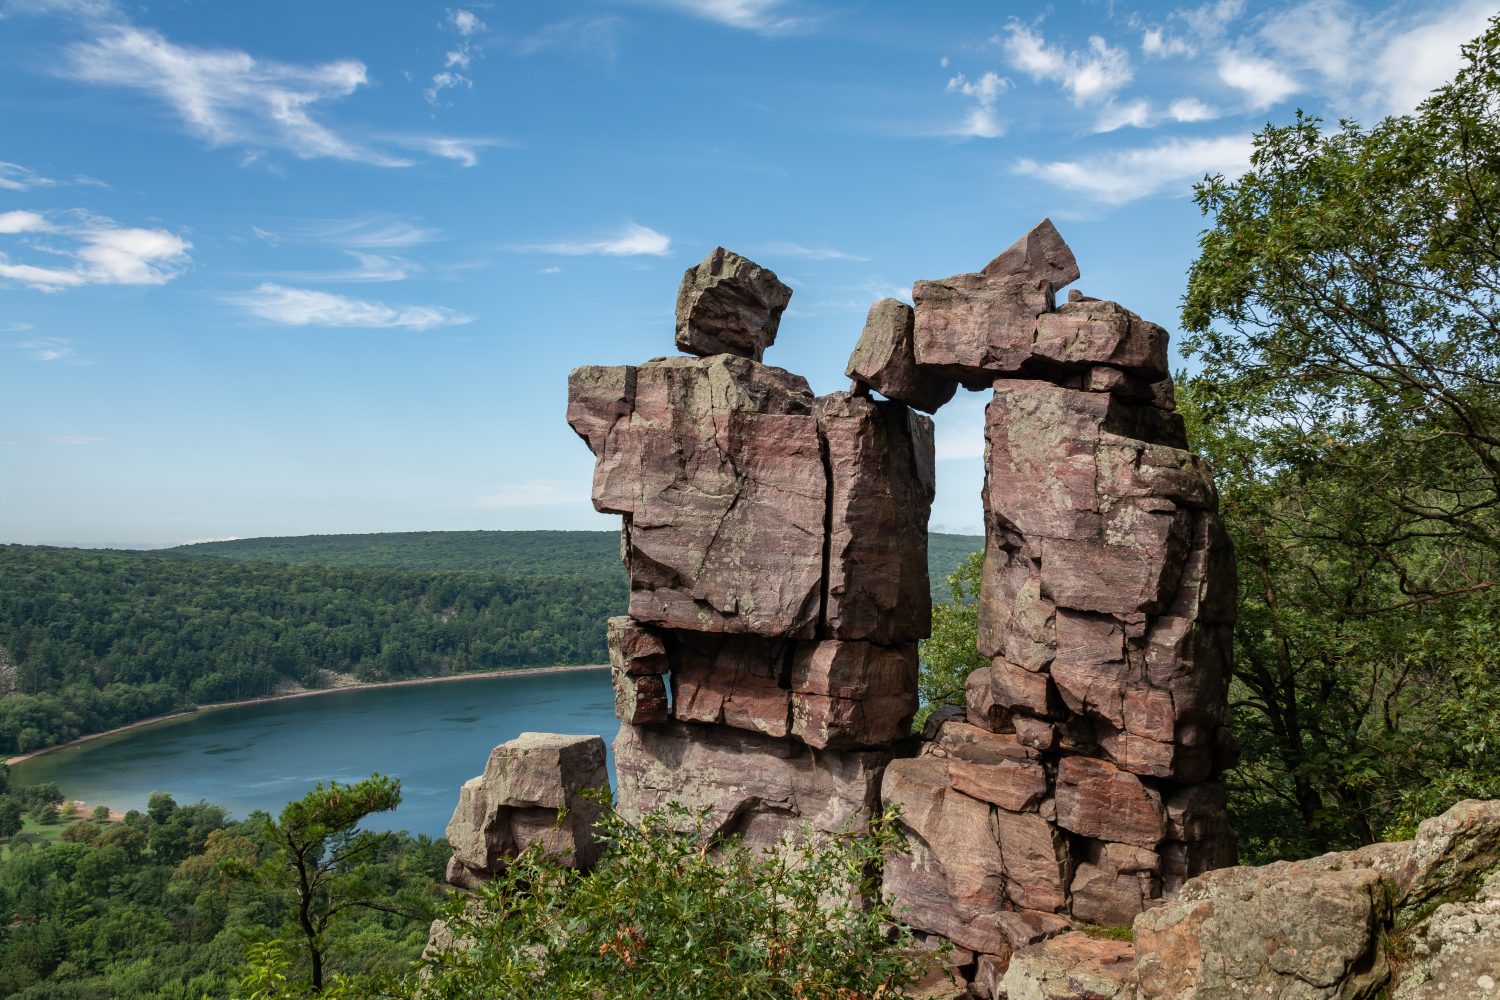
[
  {"left": 981, "top": 218, "right": 1081, "bottom": 288},
  {"left": 1070, "top": 842, "right": 1162, "bottom": 926},
  {"left": 789, "top": 639, "right": 918, "bottom": 750},
  {"left": 606, "top": 616, "right": 669, "bottom": 675},
  {"left": 613, "top": 720, "right": 888, "bottom": 852},
  {"left": 911, "top": 220, "right": 1080, "bottom": 388},
  {"left": 669, "top": 632, "right": 793, "bottom": 738},
  {"left": 569, "top": 354, "right": 826, "bottom": 638},
  {"left": 1001, "top": 931, "right": 1136, "bottom": 1000},
  {"left": 1055, "top": 755, "right": 1165, "bottom": 849},
  {"left": 818, "top": 391, "right": 936, "bottom": 645},
  {"left": 675, "top": 247, "right": 792, "bottom": 362},
  {"left": 445, "top": 733, "right": 609, "bottom": 888},
  {"left": 845, "top": 298, "right": 959, "bottom": 413},
  {"left": 1033, "top": 299, "right": 1170, "bottom": 380}
]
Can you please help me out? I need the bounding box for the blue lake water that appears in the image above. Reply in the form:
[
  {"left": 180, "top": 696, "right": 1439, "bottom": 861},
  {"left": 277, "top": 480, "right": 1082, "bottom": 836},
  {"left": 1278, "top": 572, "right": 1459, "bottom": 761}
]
[{"left": 7, "top": 669, "right": 618, "bottom": 838}]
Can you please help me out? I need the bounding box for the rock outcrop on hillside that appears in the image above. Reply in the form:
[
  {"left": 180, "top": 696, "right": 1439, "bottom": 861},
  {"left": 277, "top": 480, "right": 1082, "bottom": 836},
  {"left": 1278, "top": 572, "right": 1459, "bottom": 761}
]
[{"left": 565, "top": 225, "right": 1238, "bottom": 993}]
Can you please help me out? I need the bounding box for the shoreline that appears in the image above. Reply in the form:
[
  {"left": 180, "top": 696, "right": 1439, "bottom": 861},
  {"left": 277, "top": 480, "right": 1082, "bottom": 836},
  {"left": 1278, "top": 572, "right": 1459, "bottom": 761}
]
[{"left": 4, "top": 663, "right": 609, "bottom": 767}]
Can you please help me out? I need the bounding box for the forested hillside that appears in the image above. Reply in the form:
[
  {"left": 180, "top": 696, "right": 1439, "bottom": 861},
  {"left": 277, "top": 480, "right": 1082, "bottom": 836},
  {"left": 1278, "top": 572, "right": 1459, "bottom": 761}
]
[
  {"left": 168, "top": 529, "right": 985, "bottom": 603},
  {"left": 0, "top": 546, "right": 621, "bottom": 755},
  {"left": 169, "top": 530, "right": 627, "bottom": 581}
]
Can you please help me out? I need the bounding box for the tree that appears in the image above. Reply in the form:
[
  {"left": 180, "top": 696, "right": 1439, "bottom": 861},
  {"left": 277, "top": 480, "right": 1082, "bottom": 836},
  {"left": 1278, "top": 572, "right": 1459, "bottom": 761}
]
[
  {"left": 0, "top": 798, "right": 21, "bottom": 840},
  {"left": 1179, "top": 15, "right": 1500, "bottom": 859},
  {"left": 917, "top": 550, "right": 986, "bottom": 724},
  {"left": 247, "top": 774, "right": 403, "bottom": 992}
]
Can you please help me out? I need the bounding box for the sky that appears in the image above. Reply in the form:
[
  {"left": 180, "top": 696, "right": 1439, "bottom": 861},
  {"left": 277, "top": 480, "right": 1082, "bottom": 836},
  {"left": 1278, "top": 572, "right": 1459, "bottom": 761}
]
[{"left": 0, "top": 0, "right": 1492, "bottom": 546}]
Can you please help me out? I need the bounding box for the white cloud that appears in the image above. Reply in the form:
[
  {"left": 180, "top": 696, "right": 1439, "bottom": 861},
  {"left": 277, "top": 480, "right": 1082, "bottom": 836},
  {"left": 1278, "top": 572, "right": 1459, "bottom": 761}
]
[
  {"left": 231, "top": 283, "right": 474, "bottom": 330},
  {"left": 758, "top": 242, "right": 870, "bottom": 262},
  {"left": 449, "top": 9, "right": 485, "bottom": 36},
  {"left": 1016, "top": 133, "right": 1252, "bottom": 204},
  {"left": 0, "top": 210, "right": 52, "bottom": 234},
  {"left": 424, "top": 70, "right": 472, "bottom": 106},
  {"left": 0, "top": 211, "right": 191, "bottom": 291},
  {"left": 1168, "top": 97, "right": 1219, "bottom": 122},
  {"left": 1180, "top": 0, "right": 1246, "bottom": 40},
  {"left": 1260, "top": 0, "right": 1356, "bottom": 84},
  {"left": 945, "top": 71, "right": 1008, "bottom": 138},
  {"left": 470, "top": 479, "right": 591, "bottom": 509},
  {"left": 652, "top": 0, "right": 811, "bottom": 35},
  {"left": 1217, "top": 50, "right": 1298, "bottom": 109},
  {"left": 270, "top": 251, "right": 418, "bottom": 284},
  {"left": 1142, "top": 27, "right": 1193, "bottom": 59},
  {"left": 527, "top": 222, "right": 671, "bottom": 257},
  {"left": 1370, "top": 0, "right": 1493, "bottom": 113},
  {"left": 0, "top": 161, "right": 58, "bottom": 191},
  {"left": 1001, "top": 22, "right": 1133, "bottom": 106},
  {"left": 1094, "top": 98, "right": 1153, "bottom": 133},
  {"left": 516, "top": 16, "right": 622, "bottom": 59},
  {"left": 64, "top": 26, "right": 412, "bottom": 166}
]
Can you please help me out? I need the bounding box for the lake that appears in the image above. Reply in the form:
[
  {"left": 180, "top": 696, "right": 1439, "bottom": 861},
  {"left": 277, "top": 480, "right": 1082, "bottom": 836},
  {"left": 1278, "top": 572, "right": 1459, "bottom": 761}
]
[{"left": 7, "top": 669, "right": 619, "bottom": 838}]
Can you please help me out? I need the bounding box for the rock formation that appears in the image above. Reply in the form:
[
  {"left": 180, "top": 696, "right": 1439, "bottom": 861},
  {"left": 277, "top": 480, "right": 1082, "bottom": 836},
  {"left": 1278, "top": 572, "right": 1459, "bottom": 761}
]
[
  {"left": 566, "top": 223, "right": 1238, "bottom": 990},
  {"left": 570, "top": 246, "right": 934, "bottom": 847},
  {"left": 442, "top": 732, "right": 609, "bottom": 888},
  {"left": 858, "top": 223, "right": 1237, "bottom": 970}
]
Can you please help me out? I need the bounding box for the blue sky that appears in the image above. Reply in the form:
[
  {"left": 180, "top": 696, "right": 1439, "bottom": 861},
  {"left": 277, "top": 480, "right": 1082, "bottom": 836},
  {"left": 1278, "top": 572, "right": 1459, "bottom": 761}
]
[{"left": 0, "top": 0, "right": 1491, "bottom": 546}]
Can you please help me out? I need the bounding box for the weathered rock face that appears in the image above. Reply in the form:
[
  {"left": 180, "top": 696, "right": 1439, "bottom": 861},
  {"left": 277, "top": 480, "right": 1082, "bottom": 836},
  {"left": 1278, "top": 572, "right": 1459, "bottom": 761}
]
[
  {"left": 614, "top": 720, "right": 888, "bottom": 851},
  {"left": 675, "top": 246, "right": 792, "bottom": 361},
  {"left": 1125, "top": 799, "right": 1500, "bottom": 1000},
  {"left": 443, "top": 733, "right": 609, "bottom": 888},
  {"left": 995, "top": 931, "right": 1136, "bottom": 1000}
]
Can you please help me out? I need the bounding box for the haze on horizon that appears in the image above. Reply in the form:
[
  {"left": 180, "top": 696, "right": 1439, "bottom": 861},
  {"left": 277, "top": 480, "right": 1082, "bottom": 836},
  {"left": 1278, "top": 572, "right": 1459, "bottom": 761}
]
[{"left": 1, "top": 0, "right": 1487, "bottom": 548}]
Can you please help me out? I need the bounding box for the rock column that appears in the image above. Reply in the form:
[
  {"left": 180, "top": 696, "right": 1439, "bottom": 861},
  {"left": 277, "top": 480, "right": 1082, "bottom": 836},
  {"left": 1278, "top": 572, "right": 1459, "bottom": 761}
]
[
  {"left": 568, "top": 248, "right": 935, "bottom": 850},
  {"left": 855, "top": 221, "right": 1237, "bottom": 962}
]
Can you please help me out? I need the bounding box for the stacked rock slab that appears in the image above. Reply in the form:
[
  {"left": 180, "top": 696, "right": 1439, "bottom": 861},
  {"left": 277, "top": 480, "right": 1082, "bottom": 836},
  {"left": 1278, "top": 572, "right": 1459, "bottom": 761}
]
[
  {"left": 853, "top": 221, "right": 1237, "bottom": 963},
  {"left": 568, "top": 249, "right": 935, "bottom": 848}
]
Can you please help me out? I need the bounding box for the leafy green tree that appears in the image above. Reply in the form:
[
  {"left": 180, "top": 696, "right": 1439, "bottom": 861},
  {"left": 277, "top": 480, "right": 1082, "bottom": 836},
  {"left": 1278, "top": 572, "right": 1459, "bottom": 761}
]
[
  {"left": 917, "top": 550, "right": 985, "bottom": 725},
  {"left": 246, "top": 774, "right": 405, "bottom": 992},
  {"left": 410, "top": 799, "right": 928, "bottom": 1000},
  {"left": 0, "top": 798, "right": 21, "bottom": 839},
  {"left": 1179, "top": 15, "right": 1500, "bottom": 858}
]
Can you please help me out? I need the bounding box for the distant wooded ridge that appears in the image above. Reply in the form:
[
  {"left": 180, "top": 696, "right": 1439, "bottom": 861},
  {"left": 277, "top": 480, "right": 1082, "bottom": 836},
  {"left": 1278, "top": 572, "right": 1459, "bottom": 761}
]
[
  {"left": 166, "top": 529, "right": 986, "bottom": 602},
  {"left": 0, "top": 531, "right": 982, "bottom": 755}
]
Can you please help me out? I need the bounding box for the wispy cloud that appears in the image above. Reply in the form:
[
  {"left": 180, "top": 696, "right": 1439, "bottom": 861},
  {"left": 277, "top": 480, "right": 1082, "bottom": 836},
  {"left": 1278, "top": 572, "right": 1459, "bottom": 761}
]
[
  {"left": 231, "top": 284, "right": 473, "bottom": 330},
  {"left": 945, "top": 71, "right": 1007, "bottom": 138},
  {"left": 1016, "top": 134, "right": 1252, "bottom": 205},
  {"left": 470, "top": 479, "right": 591, "bottom": 509},
  {"left": 0, "top": 210, "right": 191, "bottom": 291},
  {"left": 64, "top": 26, "right": 411, "bottom": 166},
  {"left": 650, "top": 0, "right": 814, "bottom": 36},
  {"left": 8, "top": 336, "right": 76, "bottom": 362},
  {"left": 0, "top": 161, "right": 58, "bottom": 191},
  {"left": 1000, "top": 21, "right": 1133, "bottom": 106},
  {"left": 276, "top": 216, "right": 444, "bottom": 249},
  {"left": 758, "top": 242, "right": 870, "bottom": 262},
  {"left": 523, "top": 222, "right": 671, "bottom": 257},
  {"left": 516, "top": 16, "right": 622, "bottom": 60},
  {"left": 395, "top": 135, "right": 506, "bottom": 167},
  {"left": 53, "top": 16, "right": 491, "bottom": 169}
]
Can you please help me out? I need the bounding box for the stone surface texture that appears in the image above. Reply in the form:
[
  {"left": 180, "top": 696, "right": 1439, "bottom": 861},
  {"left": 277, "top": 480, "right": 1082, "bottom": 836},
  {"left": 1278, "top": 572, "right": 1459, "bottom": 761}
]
[
  {"left": 443, "top": 733, "right": 609, "bottom": 888},
  {"left": 1121, "top": 799, "right": 1500, "bottom": 1000}
]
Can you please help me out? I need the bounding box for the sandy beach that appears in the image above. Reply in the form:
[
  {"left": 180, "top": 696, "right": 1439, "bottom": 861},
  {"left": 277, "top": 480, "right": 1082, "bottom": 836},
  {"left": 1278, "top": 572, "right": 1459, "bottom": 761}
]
[{"left": 4, "top": 663, "right": 609, "bottom": 767}]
